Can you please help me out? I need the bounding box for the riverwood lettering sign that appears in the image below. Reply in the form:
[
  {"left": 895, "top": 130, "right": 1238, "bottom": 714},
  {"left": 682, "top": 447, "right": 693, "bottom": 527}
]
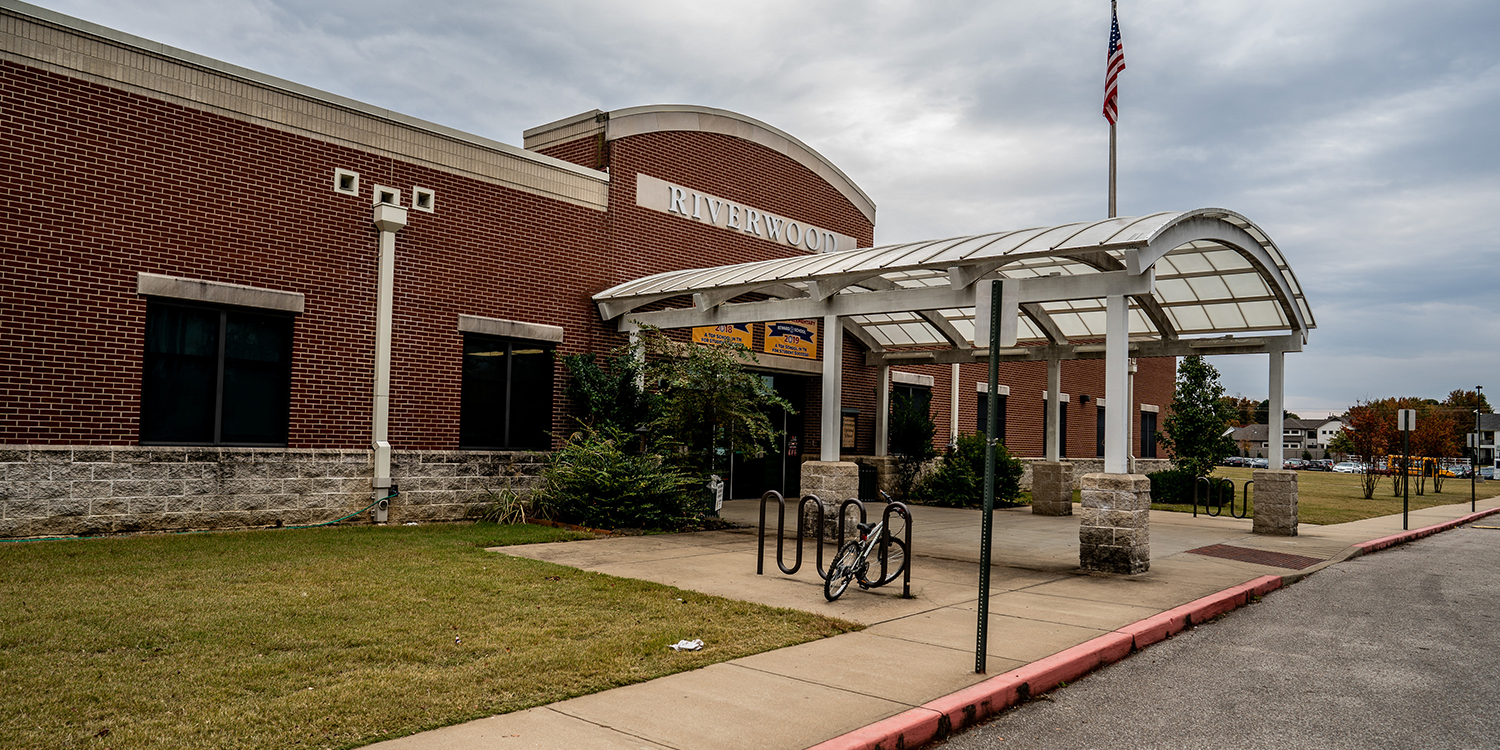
[{"left": 636, "top": 173, "right": 857, "bottom": 253}]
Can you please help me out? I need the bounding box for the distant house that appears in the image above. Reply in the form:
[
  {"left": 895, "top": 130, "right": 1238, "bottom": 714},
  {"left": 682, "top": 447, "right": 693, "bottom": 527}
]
[
  {"left": 1479, "top": 414, "right": 1499, "bottom": 473},
  {"left": 1231, "top": 419, "right": 1343, "bottom": 460}
]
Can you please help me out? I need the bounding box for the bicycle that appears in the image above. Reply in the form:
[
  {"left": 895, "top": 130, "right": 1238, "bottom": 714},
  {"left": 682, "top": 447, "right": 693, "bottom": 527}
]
[{"left": 824, "top": 502, "right": 908, "bottom": 601}]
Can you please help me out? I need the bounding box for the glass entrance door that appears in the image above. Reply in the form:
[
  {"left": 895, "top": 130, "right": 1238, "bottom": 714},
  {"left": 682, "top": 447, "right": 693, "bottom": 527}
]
[{"left": 730, "top": 374, "right": 805, "bottom": 499}]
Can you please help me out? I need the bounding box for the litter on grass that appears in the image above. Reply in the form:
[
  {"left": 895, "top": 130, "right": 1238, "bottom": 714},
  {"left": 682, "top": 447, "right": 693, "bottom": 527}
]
[{"left": 668, "top": 639, "right": 704, "bottom": 652}]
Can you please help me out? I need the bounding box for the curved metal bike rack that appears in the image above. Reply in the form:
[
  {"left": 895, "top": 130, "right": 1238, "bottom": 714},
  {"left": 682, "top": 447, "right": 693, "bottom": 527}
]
[
  {"left": 1193, "top": 476, "right": 1250, "bottom": 519},
  {"left": 758, "top": 491, "right": 912, "bottom": 598},
  {"left": 757, "top": 491, "right": 829, "bottom": 577}
]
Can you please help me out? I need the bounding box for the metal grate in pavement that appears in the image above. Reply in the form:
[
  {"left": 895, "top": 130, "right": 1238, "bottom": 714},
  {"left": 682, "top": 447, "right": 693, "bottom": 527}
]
[{"left": 1186, "top": 544, "right": 1324, "bottom": 570}]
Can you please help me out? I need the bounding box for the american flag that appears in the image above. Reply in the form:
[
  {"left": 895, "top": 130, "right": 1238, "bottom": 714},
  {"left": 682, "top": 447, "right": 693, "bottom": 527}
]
[{"left": 1103, "top": 2, "right": 1126, "bottom": 125}]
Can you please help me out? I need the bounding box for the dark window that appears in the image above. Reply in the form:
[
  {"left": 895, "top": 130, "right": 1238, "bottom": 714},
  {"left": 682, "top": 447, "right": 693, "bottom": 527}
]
[
  {"left": 1041, "top": 400, "right": 1068, "bottom": 458},
  {"left": 460, "top": 334, "right": 554, "bottom": 450},
  {"left": 1141, "top": 410, "right": 1159, "bottom": 458},
  {"left": 892, "top": 384, "right": 931, "bottom": 416},
  {"left": 976, "top": 392, "right": 1007, "bottom": 444},
  {"left": 1097, "top": 405, "right": 1106, "bottom": 457},
  {"left": 141, "top": 302, "right": 293, "bottom": 445}
]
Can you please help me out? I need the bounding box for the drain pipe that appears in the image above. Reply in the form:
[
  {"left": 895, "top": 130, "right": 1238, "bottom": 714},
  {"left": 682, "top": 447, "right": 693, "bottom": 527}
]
[{"left": 371, "top": 202, "right": 408, "bottom": 520}]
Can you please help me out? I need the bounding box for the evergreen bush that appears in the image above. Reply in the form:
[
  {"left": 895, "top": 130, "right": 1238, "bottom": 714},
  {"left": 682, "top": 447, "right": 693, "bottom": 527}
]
[
  {"left": 915, "top": 433, "right": 1023, "bottom": 507},
  {"left": 533, "top": 426, "right": 698, "bottom": 531}
]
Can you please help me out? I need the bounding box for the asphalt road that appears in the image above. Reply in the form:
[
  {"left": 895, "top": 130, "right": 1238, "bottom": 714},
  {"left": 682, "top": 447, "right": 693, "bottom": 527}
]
[{"left": 936, "top": 523, "right": 1500, "bottom": 750}]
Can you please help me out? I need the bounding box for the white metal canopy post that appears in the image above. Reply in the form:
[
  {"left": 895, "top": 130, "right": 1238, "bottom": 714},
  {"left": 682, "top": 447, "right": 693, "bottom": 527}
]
[
  {"left": 1104, "top": 294, "right": 1131, "bottom": 474},
  {"left": 1045, "top": 359, "right": 1062, "bottom": 461},
  {"left": 820, "top": 314, "right": 842, "bottom": 462},
  {"left": 1268, "top": 350, "right": 1285, "bottom": 464}
]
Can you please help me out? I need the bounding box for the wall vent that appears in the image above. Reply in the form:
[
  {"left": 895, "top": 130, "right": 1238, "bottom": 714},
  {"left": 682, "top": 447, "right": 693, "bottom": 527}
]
[
  {"left": 334, "top": 168, "right": 359, "bottom": 196},
  {"left": 372, "top": 185, "right": 401, "bottom": 206},
  {"left": 412, "top": 186, "right": 435, "bottom": 213}
]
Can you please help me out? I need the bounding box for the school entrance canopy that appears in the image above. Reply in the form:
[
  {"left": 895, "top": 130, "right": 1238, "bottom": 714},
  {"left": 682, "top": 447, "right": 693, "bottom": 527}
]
[{"left": 595, "top": 208, "right": 1315, "bottom": 478}]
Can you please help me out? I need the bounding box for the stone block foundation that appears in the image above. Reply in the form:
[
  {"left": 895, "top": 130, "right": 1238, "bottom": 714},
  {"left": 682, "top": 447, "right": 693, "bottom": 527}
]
[
  {"left": 799, "top": 460, "right": 862, "bottom": 540},
  {"left": 0, "top": 446, "right": 546, "bottom": 539},
  {"left": 1031, "top": 461, "right": 1074, "bottom": 516},
  {"left": 1251, "top": 469, "right": 1298, "bottom": 536},
  {"left": 1079, "top": 472, "right": 1151, "bottom": 574}
]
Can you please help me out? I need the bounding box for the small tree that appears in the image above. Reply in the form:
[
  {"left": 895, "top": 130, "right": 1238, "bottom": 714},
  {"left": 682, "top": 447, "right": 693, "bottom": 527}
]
[
  {"left": 562, "top": 350, "right": 655, "bottom": 432},
  {"left": 639, "top": 326, "right": 792, "bottom": 478},
  {"left": 1158, "top": 356, "right": 1235, "bottom": 479},
  {"left": 1341, "top": 400, "right": 1390, "bottom": 499}
]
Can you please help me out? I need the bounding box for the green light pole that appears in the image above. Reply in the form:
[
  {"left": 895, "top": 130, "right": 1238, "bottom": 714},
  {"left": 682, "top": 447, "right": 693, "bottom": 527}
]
[
  {"left": 1398, "top": 408, "right": 1415, "bottom": 530},
  {"left": 976, "top": 278, "right": 1001, "bottom": 674},
  {"left": 1474, "top": 385, "right": 1483, "bottom": 513}
]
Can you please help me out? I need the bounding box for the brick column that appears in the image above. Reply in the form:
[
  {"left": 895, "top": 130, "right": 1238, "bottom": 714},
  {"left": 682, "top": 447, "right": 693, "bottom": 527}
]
[
  {"left": 1079, "top": 472, "right": 1150, "bottom": 574},
  {"left": 800, "top": 461, "right": 861, "bottom": 540},
  {"left": 1252, "top": 469, "right": 1298, "bottom": 536},
  {"left": 1031, "top": 461, "right": 1074, "bottom": 516}
]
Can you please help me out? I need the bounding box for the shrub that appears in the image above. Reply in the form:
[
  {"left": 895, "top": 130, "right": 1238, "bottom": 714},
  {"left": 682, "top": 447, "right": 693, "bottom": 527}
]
[
  {"left": 1147, "top": 466, "right": 1225, "bottom": 505},
  {"left": 532, "top": 426, "right": 699, "bottom": 531},
  {"left": 470, "top": 484, "right": 532, "bottom": 524},
  {"left": 915, "top": 433, "right": 1023, "bottom": 507}
]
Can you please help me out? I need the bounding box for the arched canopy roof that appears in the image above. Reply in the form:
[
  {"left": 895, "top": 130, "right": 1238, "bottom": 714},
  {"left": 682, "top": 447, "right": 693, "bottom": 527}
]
[{"left": 595, "top": 209, "right": 1313, "bottom": 364}]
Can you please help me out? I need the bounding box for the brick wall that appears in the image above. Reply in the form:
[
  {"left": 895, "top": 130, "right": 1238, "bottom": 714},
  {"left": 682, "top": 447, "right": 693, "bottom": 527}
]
[{"left": 0, "top": 60, "right": 610, "bottom": 451}]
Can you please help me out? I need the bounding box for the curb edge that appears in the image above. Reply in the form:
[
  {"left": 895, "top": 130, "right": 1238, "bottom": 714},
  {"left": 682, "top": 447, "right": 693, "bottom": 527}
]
[{"left": 805, "top": 574, "right": 1283, "bottom": 750}]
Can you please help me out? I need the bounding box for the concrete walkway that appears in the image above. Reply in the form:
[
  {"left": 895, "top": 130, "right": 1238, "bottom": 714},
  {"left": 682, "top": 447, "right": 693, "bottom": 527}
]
[{"left": 364, "top": 494, "right": 1500, "bottom": 750}]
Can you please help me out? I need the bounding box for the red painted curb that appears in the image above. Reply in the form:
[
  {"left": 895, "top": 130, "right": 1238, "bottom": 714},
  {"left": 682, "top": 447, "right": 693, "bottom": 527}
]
[
  {"left": 809, "top": 574, "right": 1283, "bottom": 750},
  {"left": 1355, "top": 506, "right": 1500, "bottom": 555}
]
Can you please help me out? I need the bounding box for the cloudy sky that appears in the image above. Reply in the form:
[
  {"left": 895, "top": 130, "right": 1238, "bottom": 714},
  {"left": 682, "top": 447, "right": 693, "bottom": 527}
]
[{"left": 28, "top": 0, "right": 1500, "bottom": 417}]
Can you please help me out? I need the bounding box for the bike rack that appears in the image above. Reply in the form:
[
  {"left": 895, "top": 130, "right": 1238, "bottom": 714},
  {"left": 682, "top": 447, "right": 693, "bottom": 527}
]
[
  {"left": 1193, "top": 476, "right": 1249, "bottom": 519},
  {"left": 757, "top": 491, "right": 912, "bottom": 598}
]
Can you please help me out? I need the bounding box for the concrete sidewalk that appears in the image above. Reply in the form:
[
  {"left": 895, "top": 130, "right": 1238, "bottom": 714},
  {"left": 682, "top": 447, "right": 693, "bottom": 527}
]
[{"left": 364, "top": 494, "right": 1500, "bottom": 750}]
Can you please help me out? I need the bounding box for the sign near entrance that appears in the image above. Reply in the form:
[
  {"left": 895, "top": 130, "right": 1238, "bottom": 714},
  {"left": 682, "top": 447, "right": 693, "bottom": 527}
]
[
  {"left": 764, "top": 319, "right": 817, "bottom": 359},
  {"left": 636, "top": 173, "right": 858, "bottom": 254},
  {"left": 691, "top": 323, "right": 753, "bottom": 349}
]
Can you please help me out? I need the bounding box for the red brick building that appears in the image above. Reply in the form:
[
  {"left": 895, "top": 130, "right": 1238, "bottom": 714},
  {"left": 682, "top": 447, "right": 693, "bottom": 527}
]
[{"left": 0, "top": 3, "right": 1180, "bottom": 538}]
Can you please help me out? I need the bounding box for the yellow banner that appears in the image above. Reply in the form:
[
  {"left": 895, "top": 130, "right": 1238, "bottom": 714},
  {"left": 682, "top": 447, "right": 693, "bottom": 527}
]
[
  {"left": 691, "top": 324, "right": 753, "bottom": 348},
  {"left": 763, "top": 319, "right": 818, "bottom": 359}
]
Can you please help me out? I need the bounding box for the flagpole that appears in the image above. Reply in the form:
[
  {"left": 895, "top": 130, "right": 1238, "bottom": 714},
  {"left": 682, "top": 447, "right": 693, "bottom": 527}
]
[
  {"left": 1104, "top": 0, "right": 1123, "bottom": 219},
  {"left": 1109, "top": 122, "right": 1117, "bottom": 218}
]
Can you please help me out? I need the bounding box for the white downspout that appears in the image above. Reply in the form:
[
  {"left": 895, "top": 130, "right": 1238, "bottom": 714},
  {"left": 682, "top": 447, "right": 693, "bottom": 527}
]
[
  {"left": 372, "top": 202, "right": 408, "bottom": 511},
  {"left": 950, "top": 363, "right": 960, "bottom": 447}
]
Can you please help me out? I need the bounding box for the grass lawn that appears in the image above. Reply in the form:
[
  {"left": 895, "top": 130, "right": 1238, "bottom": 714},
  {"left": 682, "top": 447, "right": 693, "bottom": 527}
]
[
  {"left": 1150, "top": 467, "right": 1488, "bottom": 525},
  {"left": 0, "top": 523, "right": 857, "bottom": 750}
]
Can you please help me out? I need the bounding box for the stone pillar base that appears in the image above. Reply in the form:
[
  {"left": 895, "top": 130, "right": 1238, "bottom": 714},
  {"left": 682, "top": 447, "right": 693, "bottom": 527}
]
[
  {"left": 1079, "top": 472, "right": 1151, "bottom": 574},
  {"left": 1031, "top": 461, "right": 1074, "bottom": 516},
  {"left": 800, "top": 461, "right": 861, "bottom": 540},
  {"left": 1252, "top": 469, "right": 1298, "bottom": 536}
]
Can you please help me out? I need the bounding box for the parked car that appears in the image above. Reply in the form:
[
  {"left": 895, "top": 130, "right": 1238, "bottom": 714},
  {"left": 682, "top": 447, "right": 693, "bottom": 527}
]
[
  {"left": 1333, "top": 461, "right": 1361, "bottom": 473},
  {"left": 1250, "top": 458, "right": 1269, "bottom": 469},
  {"left": 1304, "top": 460, "right": 1334, "bottom": 471},
  {"left": 1283, "top": 459, "right": 1306, "bottom": 470}
]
